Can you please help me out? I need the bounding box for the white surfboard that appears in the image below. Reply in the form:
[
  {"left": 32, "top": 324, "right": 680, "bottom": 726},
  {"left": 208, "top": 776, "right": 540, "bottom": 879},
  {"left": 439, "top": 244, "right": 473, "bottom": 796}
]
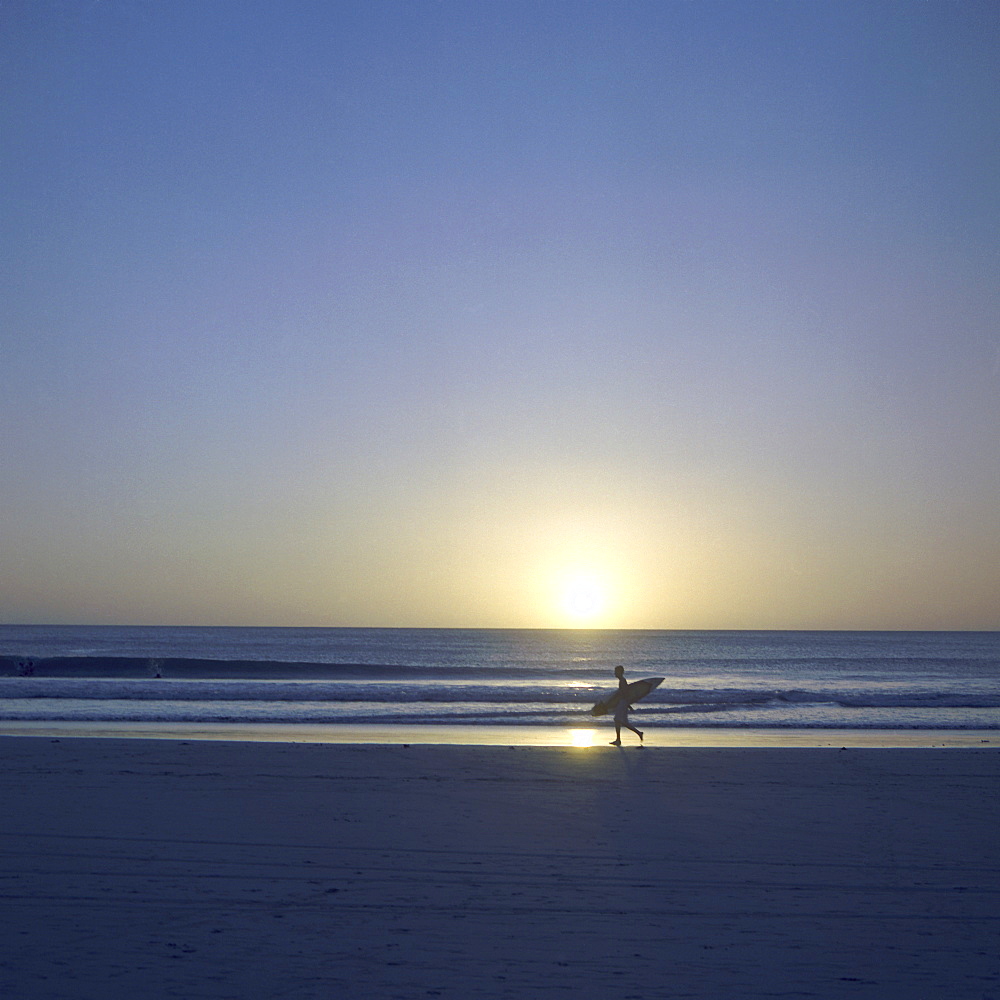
[{"left": 590, "top": 676, "right": 664, "bottom": 717}]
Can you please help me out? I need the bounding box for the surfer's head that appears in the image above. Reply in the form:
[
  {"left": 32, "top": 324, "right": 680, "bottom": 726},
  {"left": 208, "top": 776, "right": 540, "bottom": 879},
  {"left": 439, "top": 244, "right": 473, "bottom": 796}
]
[{"left": 614, "top": 665, "right": 624, "bottom": 678}]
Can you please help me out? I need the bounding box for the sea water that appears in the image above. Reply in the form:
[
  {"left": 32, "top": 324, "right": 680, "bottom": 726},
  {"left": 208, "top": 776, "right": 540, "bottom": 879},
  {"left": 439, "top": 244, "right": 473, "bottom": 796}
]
[{"left": 0, "top": 626, "right": 997, "bottom": 731}]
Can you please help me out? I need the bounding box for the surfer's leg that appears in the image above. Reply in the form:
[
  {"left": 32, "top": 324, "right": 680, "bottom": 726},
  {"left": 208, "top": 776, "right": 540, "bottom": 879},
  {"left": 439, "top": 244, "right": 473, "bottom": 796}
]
[
  {"left": 610, "top": 726, "right": 622, "bottom": 746},
  {"left": 626, "top": 725, "right": 644, "bottom": 742}
]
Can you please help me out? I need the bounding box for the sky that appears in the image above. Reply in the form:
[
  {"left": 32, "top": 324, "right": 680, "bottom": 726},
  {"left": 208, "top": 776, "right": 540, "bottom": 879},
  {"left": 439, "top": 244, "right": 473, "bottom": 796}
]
[{"left": 2, "top": 0, "right": 998, "bottom": 629}]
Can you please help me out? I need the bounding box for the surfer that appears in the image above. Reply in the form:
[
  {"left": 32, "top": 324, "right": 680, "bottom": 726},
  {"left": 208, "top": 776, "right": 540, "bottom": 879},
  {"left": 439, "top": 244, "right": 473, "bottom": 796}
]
[{"left": 610, "top": 665, "right": 644, "bottom": 746}]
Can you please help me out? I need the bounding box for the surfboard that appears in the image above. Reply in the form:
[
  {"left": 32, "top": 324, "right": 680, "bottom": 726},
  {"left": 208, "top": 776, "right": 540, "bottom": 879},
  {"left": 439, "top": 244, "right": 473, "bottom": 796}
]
[{"left": 590, "top": 676, "right": 664, "bottom": 717}]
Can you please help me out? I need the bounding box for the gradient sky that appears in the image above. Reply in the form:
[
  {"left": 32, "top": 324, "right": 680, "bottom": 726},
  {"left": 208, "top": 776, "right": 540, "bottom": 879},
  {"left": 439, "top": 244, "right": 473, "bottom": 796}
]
[{"left": 3, "top": 1, "right": 998, "bottom": 629}]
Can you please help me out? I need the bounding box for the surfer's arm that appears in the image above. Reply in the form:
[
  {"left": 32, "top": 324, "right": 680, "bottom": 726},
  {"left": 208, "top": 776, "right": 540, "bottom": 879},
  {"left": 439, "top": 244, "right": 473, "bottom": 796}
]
[{"left": 619, "top": 678, "right": 631, "bottom": 709}]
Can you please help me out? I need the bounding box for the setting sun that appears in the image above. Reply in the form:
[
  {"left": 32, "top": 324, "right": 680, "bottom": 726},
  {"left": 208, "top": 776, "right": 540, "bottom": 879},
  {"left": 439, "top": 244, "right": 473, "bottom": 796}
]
[{"left": 558, "top": 573, "right": 610, "bottom": 626}]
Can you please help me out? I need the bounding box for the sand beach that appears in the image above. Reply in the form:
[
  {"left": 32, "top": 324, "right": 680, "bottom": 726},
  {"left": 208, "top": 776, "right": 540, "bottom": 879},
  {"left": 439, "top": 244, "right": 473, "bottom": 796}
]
[{"left": 1, "top": 736, "right": 997, "bottom": 999}]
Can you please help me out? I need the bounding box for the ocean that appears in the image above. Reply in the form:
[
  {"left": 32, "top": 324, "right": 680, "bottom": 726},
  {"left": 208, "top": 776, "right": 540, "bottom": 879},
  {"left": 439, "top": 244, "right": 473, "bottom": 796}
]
[{"left": 0, "top": 626, "right": 997, "bottom": 732}]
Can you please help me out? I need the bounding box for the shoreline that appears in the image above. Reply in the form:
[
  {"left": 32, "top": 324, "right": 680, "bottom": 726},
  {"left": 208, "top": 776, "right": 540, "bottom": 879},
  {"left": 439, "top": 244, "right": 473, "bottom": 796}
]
[{"left": 1, "top": 719, "right": 997, "bottom": 747}]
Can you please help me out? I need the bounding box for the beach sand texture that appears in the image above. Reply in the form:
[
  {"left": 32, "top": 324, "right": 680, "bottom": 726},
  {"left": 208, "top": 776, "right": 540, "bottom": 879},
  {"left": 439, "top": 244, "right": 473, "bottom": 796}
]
[{"left": 1, "top": 738, "right": 997, "bottom": 999}]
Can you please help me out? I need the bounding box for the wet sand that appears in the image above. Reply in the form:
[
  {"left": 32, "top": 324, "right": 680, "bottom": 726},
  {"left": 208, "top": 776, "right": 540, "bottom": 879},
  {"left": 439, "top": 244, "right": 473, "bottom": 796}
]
[{"left": 1, "top": 719, "right": 997, "bottom": 746}]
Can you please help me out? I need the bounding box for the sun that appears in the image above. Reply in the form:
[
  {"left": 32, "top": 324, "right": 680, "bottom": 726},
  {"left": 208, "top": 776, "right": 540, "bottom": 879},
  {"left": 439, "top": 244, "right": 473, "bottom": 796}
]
[{"left": 559, "top": 573, "right": 610, "bottom": 626}]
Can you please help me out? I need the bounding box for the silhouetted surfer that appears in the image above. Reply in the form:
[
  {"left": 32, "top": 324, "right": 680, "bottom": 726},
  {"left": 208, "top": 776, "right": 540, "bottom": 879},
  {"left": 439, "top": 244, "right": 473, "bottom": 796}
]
[{"left": 610, "top": 665, "right": 644, "bottom": 746}]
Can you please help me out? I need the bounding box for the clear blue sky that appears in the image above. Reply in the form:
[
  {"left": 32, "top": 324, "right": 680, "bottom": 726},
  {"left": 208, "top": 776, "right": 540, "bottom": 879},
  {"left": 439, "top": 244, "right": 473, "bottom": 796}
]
[{"left": 2, "top": 0, "right": 998, "bottom": 628}]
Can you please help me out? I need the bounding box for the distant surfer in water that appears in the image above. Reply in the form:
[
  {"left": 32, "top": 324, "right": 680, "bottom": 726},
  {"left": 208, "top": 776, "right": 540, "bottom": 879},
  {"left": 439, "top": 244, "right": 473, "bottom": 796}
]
[{"left": 610, "top": 665, "right": 644, "bottom": 746}]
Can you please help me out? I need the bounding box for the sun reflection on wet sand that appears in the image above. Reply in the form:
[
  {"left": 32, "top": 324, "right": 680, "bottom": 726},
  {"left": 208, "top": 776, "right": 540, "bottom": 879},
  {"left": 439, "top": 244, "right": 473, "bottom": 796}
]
[{"left": 0, "top": 721, "right": 994, "bottom": 748}]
